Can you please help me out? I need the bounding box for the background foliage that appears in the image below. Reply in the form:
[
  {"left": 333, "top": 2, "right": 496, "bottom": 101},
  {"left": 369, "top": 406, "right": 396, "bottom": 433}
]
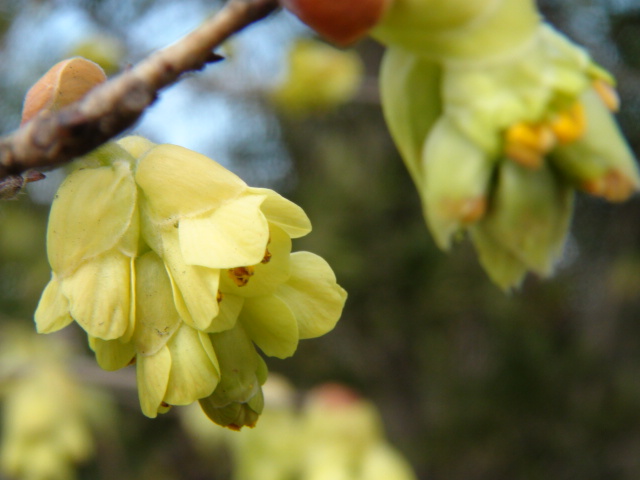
[{"left": 1, "top": 0, "right": 640, "bottom": 478}]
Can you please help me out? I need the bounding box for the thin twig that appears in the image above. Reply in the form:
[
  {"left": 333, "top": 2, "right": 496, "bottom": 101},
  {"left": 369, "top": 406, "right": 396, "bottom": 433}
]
[{"left": 0, "top": 0, "right": 280, "bottom": 180}]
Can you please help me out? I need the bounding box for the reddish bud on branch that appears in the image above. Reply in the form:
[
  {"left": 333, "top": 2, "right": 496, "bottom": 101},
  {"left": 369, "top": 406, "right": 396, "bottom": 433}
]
[{"left": 281, "top": 0, "right": 393, "bottom": 45}]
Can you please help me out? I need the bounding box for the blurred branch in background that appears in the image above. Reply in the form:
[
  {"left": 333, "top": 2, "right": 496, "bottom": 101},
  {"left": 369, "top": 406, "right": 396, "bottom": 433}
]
[{"left": 0, "top": 0, "right": 278, "bottom": 181}]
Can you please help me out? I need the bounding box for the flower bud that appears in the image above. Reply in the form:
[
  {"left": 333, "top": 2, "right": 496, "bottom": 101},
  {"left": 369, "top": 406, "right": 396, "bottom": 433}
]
[
  {"left": 281, "top": 0, "right": 392, "bottom": 46},
  {"left": 21, "top": 57, "right": 107, "bottom": 125},
  {"left": 199, "top": 324, "right": 268, "bottom": 429},
  {"left": 200, "top": 389, "right": 264, "bottom": 431}
]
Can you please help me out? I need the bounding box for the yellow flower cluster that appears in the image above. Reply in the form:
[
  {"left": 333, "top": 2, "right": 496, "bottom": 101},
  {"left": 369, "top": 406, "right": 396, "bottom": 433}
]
[
  {"left": 376, "top": 0, "right": 640, "bottom": 289},
  {"left": 35, "top": 136, "right": 347, "bottom": 427}
]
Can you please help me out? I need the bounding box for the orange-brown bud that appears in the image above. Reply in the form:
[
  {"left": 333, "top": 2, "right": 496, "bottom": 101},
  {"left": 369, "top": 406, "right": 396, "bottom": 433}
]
[
  {"left": 281, "top": 0, "right": 393, "bottom": 46},
  {"left": 21, "top": 57, "right": 107, "bottom": 125}
]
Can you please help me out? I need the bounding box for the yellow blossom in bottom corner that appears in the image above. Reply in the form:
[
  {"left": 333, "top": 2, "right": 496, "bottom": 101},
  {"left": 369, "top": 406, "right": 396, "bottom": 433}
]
[{"left": 0, "top": 328, "right": 115, "bottom": 480}]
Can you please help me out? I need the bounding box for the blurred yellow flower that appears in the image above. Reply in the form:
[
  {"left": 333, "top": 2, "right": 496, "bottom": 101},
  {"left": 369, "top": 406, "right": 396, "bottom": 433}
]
[
  {"left": 270, "top": 39, "right": 363, "bottom": 115},
  {"left": 0, "top": 328, "right": 115, "bottom": 480}
]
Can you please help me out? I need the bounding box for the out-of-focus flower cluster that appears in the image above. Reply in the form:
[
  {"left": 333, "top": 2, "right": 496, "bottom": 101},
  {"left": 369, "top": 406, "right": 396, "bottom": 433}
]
[
  {"left": 182, "top": 376, "right": 417, "bottom": 480},
  {"left": 270, "top": 38, "right": 364, "bottom": 116},
  {"left": 0, "top": 326, "right": 115, "bottom": 480},
  {"left": 375, "top": 0, "right": 640, "bottom": 289},
  {"left": 34, "top": 135, "right": 347, "bottom": 428}
]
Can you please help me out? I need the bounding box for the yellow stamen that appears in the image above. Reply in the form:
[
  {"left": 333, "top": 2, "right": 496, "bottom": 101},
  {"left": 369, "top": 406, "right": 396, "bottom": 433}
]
[
  {"left": 549, "top": 102, "right": 587, "bottom": 145},
  {"left": 216, "top": 290, "right": 223, "bottom": 303},
  {"left": 504, "top": 123, "right": 555, "bottom": 169},
  {"left": 592, "top": 79, "right": 620, "bottom": 112},
  {"left": 228, "top": 266, "right": 255, "bottom": 286}
]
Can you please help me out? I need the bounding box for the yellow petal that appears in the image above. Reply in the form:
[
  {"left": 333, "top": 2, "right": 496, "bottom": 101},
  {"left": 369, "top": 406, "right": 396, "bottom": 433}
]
[
  {"left": 47, "top": 161, "right": 136, "bottom": 276},
  {"left": 379, "top": 47, "right": 442, "bottom": 188},
  {"left": 163, "top": 325, "right": 220, "bottom": 405},
  {"left": 249, "top": 187, "right": 312, "bottom": 238},
  {"left": 34, "top": 275, "right": 73, "bottom": 333},
  {"left": 479, "top": 160, "right": 574, "bottom": 278},
  {"left": 136, "top": 346, "right": 171, "bottom": 418},
  {"left": 117, "top": 202, "right": 140, "bottom": 259},
  {"left": 161, "top": 229, "right": 221, "bottom": 330},
  {"left": 422, "top": 118, "right": 494, "bottom": 250},
  {"left": 139, "top": 201, "right": 165, "bottom": 254},
  {"left": 469, "top": 224, "right": 528, "bottom": 291},
  {"left": 179, "top": 194, "right": 269, "bottom": 268},
  {"left": 120, "top": 257, "right": 137, "bottom": 343},
  {"left": 276, "top": 252, "right": 347, "bottom": 339},
  {"left": 206, "top": 292, "right": 243, "bottom": 333},
  {"left": 220, "top": 225, "right": 292, "bottom": 297},
  {"left": 117, "top": 135, "right": 156, "bottom": 159},
  {"left": 592, "top": 78, "right": 620, "bottom": 112},
  {"left": 135, "top": 144, "right": 247, "bottom": 221},
  {"left": 61, "top": 251, "right": 131, "bottom": 340},
  {"left": 89, "top": 336, "right": 135, "bottom": 371},
  {"left": 240, "top": 295, "right": 299, "bottom": 359},
  {"left": 198, "top": 331, "right": 220, "bottom": 375},
  {"left": 133, "top": 252, "right": 182, "bottom": 355}
]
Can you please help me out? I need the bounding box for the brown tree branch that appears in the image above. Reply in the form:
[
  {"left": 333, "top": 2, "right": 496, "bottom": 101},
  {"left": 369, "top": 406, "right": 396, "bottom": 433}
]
[{"left": 0, "top": 0, "right": 280, "bottom": 180}]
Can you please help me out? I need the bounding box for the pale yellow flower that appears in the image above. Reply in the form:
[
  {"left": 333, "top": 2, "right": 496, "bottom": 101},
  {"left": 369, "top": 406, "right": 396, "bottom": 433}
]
[
  {"left": 36, "top": 135, "right": 347, "bottom": 424},
  {"left": 379, "top": 11, "right": 639, "bottom": 289}
]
